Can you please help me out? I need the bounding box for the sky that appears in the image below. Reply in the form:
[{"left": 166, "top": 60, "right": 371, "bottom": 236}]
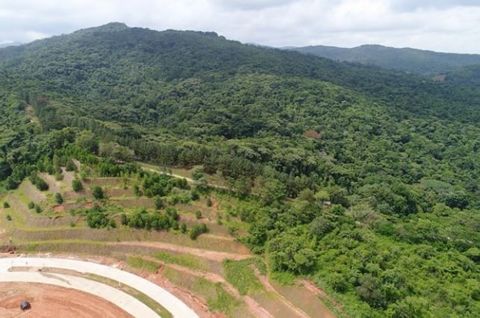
[{"left": 1, "top": 0, "right": 480, "bottom": 53}]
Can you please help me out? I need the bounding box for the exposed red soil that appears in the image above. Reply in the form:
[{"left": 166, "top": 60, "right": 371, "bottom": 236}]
[
  {"left": 52, "top": 205, "right": 65, "bottom": 213},
  {"left": 0, "top": 282, "right": 132, "bottom": 318}
]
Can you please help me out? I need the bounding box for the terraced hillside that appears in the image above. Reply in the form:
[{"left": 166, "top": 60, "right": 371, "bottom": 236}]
[{"left": 0, "top": 159, "right": 337, "bottom": 318}]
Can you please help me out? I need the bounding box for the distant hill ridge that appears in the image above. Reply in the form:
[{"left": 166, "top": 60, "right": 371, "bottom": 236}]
[{"left": 288, "top": 44, "right": 480, "bottom": 74}]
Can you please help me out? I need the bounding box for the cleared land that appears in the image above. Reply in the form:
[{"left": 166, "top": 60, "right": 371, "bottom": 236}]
[
  {"left": 0, "top": 161, "right": 337, "bottom": 318},
  {"left": 0, "top": 282, "right": 132, "bottom": 318}
]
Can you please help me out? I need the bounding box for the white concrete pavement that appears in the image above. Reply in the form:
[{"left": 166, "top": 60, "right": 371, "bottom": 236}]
[{"left": 0, "top": 257, "right": 199, "bottom": 318}]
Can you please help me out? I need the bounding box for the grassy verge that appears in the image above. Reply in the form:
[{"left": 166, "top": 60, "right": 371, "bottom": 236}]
[
  {"left": 223, "top": 259, "right": 262, "bottom": 295},
  {"left": 127, "top": 256, "right": 160, "bottom": 273},
  {"left": 163, "top": 266, "right": 240, "bottom": 316},
  {"left": 153, "top": 251, "right": 207, "bottom": 271},
  {"left": 15, "top": 240, "right": 111, "bottom": 254}
]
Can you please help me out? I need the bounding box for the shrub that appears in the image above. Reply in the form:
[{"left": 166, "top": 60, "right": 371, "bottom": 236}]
[
  {"left": 86, "top": 206, "right": 111, "bottom": 228},
  {"left": 35, "top": 205, "right": 43, "bottom": 213},
  {"left": 66, "top": 159, "right": 77, "bottom": 172},
  {"left": 189, "top": 223, "right": 208, "bottom": 240},
  {"left": 92, "top": 186, "right": 104, "bottom": 200},
  {"left": 120, "top": 213, "right": 128, "bottom": 225},
  {"left": 55, "top": 193, "right": 64, "bottom": 204},
  {"left": 28, "top": 201, "right": 35, "bottom": 209},
  {"left": 72, "top": 179, "right": 83, "bottom": 192},
  {"left": 154, "top": 196, "right": 164, "bottom": 209},
  {"left": 133, "top": 184, "right": 142, "bottom": 196},
  {"left": 30, "top": 173, "right": 49, "bottom": 191},
  {"left": 3, "top": 202, "right": 10, "bottom": 209},
  {"left": 166, "top": 207, "right": 179, "bottom": 221},
  {"left": 180, "top": 223, "right": 187, "bottom": 233},
  {"left": 172, "top": 220, "right": 179, "bottom": 230},
  {"left": 127, "top": 209, "right": 173, "bottom": 231},
  {"left": 191, "top": 191, "right": 200, "bottom": 201},
  {"left": 192, "top": 169, "right": 204, "bottom": 181},
  {"left": 36, "top": 179, "right": 49, "bottom": 191},
  {"left": 54, "top": 172, "right": 64, "bottom": 181},
  {"left": 5, "top": 177, "right": 20, "bottom": 190},
  {"left": 195, "top": 210, "right": 202, "bottom": 219}
]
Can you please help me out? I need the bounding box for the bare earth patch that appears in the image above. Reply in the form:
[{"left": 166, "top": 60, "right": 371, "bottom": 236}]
[{"left": 0, "top": 282, "right": 132, "bottom": 318}]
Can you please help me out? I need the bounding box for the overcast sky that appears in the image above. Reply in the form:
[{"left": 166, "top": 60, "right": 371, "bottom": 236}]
[{"left": 1, "top": 0, "right": 480, "bottom": 53}]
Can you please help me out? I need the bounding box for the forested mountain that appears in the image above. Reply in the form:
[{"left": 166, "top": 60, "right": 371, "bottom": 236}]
[
  {"left": 288, "top": 44, "right": 480, "bottom": 75},
  {"left": 445, "top": 64, "right": 480, "bottom": 86},
  {"left": 0, "top": 23, "right": 479, "bottom": 317}
]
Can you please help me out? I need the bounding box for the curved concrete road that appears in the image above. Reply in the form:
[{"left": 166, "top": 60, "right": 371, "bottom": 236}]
[
  {"left": 0, "top": 272, "right": 158, "bottom": 317},
  {"left": 0, "top": 257, "right": 198, "bottom": 318}
]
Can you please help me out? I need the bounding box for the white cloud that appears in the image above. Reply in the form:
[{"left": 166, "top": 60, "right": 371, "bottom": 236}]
[{"left": 0, "top": 0, "right": 479, "bottom": 53}]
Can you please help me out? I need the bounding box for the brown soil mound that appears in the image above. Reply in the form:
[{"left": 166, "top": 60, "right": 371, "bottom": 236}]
[{"left": 0, "top": 282, "right": 132, "bottom": 318}]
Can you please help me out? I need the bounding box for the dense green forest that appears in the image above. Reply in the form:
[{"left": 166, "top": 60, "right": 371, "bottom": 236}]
[
  {"left": 289, "top": 44, "right": 480, "bottom": 75},
  {"left": 0, "top": 23, "right": 479, "bottom": 317}
]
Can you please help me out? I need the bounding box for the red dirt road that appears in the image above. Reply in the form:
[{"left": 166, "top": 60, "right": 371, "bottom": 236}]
[{"left": 0, "top": 282, "right": 132, "bottom": 318}]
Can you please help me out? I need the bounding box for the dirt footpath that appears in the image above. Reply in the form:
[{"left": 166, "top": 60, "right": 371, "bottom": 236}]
[{"left": 0, "top": 282, "right": 132, "bottom": 318}]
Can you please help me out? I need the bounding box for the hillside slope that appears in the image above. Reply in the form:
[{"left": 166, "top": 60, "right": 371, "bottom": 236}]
[
  {"left": 0, "top": 23, "right": 479, "bottom": 318},
  {"left": 289, "top": 44, "right": 480, "bottom": 75}
]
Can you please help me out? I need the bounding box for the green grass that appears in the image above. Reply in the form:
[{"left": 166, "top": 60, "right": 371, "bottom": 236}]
[
  {"left": 127, "top": 256, "right": 160, "bottom": 273},
  {"left": 223, "top": 259, "right": 262, "bottom": 295},
  {"left": 15, "top": 239, "right": 110, "bottom": 254},
  {"left": 154, "top": 251, "right": 207, "bottom": 271},
  {"left": 163, "top": 267, "right": 240, "bottom": 316},
  {"left": 270, "top": 271, "right": 296, "bottom": 286},
  {"left": 200, "top": 280, "right": 239, "bottom": 315},
  {"left": 17, "top": 188, "right": 34, "bottom": 205}
]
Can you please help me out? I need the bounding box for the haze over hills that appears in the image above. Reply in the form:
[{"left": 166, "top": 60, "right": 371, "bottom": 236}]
[
  {"left": 288, "top": 44, "right": 480, "bottom": 75},
  {"left": 0, "top": 42, "right": 21, "bottom": 48},
  {"left": 0, "top": 23, "right": 479, "bottom": 318}
]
